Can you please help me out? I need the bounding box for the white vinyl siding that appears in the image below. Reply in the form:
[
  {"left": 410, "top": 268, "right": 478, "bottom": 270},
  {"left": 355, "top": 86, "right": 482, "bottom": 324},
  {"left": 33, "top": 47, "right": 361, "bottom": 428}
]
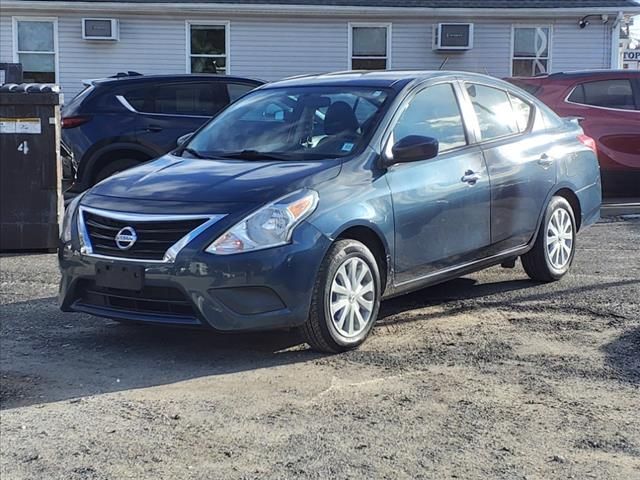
[
  {"left": 0, "top": 15, "right": 13, "bottom": 64},
  {"left": 552, "top": 20, "right": 612, "bottom": 72},
  {"left": 391, "top": 20, "right": 515, "bottom": 76},
  {"left": 56, "top": 15, "right": 186, "bottom": 97},
  {"left": 230, "top": 18, "right": 347, "bottom": 79},
  {"left": 0, "top": 10, "right": 619, "bottom": 98}
]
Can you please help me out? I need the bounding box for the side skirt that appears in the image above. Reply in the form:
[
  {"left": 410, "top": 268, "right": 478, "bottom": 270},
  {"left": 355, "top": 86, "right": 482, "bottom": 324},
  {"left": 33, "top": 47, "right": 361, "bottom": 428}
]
[{"left": 382, "top": 244, "right": 531, "bottom": 300}]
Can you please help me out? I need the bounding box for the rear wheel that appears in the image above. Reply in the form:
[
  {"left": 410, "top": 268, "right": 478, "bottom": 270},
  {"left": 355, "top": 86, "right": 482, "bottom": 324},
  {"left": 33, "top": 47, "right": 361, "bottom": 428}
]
[
  {"left": 301, "top": 239, "right": 381, "bottom": 353},
  {"left": 93, "top": 158, "right": 140, "bottom": 184},
  {"left": 521, "top": 196, "right": 576, "bottom": 282}
]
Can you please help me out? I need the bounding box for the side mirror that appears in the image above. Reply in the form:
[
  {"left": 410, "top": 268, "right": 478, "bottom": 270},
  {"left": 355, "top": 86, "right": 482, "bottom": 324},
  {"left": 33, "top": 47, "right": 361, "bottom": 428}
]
[
  {"left": 386, "top": 135, "right": 439, "bottom": 165},
  {"left": 177, "top": 132, "right": 194, "bottom": 146}
]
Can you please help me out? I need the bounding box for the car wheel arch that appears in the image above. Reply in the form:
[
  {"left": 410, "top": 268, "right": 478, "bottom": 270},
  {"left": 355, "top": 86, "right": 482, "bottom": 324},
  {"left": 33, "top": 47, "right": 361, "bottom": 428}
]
[
  {"left": 333, "top": 224, "right": 391, "bottom": 294},
  {"left": 553, "top": 187, "right": 582, "bottom": 232},
  {"left": 529, "top": 184, "right": 583, "bottom": 248}
]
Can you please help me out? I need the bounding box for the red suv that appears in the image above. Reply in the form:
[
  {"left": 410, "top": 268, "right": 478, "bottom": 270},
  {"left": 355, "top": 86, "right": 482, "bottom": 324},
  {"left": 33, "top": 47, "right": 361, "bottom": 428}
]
[{"left": 508, "top": 71, "right": 640, "bottom": 197}]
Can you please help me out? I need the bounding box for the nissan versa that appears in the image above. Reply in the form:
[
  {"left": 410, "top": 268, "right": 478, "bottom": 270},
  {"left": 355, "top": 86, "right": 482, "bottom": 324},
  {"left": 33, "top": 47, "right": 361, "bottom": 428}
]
[{"left": 59, "top": 71, "right": 601, "bottom": 353}]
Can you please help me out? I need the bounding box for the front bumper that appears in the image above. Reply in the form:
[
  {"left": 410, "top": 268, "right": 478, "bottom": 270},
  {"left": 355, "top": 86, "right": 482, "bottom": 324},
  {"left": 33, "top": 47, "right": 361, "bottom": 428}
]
[{"left": 58, "top": 221, "right": 331, "bottom": 331}]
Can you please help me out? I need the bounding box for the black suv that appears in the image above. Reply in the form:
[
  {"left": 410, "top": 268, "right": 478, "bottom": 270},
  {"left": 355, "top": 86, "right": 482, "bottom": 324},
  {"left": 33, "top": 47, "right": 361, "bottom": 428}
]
[{"left": 62, "top": 73, "right": 263, "bottom": 194}]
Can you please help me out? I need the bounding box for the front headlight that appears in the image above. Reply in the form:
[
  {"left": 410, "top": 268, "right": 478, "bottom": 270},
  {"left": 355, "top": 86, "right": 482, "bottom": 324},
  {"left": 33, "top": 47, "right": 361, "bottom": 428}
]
[
  {"left": 61, "top": 193, "right": 84, "bottom": 243},
  {"left": 206, "top": 189, "right": 319, "bottom": 255}
]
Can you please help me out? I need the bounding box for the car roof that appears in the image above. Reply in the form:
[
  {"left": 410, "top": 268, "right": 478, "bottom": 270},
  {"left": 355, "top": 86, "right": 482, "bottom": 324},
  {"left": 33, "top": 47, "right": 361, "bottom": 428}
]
[
  {"left": 90, "top": 73, "right": 264, "bottom": 88},
  {"left": 263, "top": 70, "right": 511, "bottom": 91},
  {"left": 512, "top": 70, "right": 640, "bottom": 82}
]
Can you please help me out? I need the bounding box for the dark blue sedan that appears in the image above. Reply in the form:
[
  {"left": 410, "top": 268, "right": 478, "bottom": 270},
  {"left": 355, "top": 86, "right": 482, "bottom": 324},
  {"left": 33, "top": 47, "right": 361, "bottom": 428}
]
[{"left": 59, "top": 71, "right": 602, "bottom": 352}]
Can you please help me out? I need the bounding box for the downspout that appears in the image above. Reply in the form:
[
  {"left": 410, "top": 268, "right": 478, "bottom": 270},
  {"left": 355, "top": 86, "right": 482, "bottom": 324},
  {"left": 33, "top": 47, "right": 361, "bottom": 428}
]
[{"left": 610, "top": 11, "right": 624, "bottom": 69}]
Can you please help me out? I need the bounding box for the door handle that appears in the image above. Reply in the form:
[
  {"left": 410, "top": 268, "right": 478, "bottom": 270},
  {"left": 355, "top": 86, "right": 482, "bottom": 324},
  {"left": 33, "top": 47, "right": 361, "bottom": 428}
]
[
  {"left": 537, "top": 153, "right": 553, "bottom": 167},
  {"left": 145, "top": 125, "right": 163, "bottom": 132},
  {"left": 461, "top": 170, "right": 481, "bottom": 184}
]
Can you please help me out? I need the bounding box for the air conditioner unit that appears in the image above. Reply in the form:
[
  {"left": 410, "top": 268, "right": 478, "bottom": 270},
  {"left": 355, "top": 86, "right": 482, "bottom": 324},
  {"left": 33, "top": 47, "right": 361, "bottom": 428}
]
[
  {"left": 435, "top": 23, "right": 473, "bottom": 50},
  {"left": 82, "top": 18, "right": 119, "bottom": 41}
]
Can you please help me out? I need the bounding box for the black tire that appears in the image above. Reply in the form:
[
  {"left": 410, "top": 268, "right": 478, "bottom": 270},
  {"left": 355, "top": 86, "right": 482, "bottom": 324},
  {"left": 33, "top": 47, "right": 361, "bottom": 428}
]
[
  {"left": 93, "top": 158, "right": 140, "bottom": 184},
  {"left": 521, "top": 196, "right": 576, "bottom": 282},
  {"left": 301, "top": 239, "right": 381, "bottom": 353}
]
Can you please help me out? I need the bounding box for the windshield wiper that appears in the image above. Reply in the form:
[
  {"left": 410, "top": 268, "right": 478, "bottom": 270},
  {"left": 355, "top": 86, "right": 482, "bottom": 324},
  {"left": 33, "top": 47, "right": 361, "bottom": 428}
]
[
  {"left": 181, "top": 147, "right": 210, "bottom": 159},
  {"left": 218, "top": 150, "right": 289, "bottom": 161}
]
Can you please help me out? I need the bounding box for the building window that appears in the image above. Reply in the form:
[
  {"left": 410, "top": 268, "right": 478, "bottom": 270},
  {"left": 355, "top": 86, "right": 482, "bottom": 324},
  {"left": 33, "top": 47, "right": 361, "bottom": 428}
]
[
  {"left": 512, "top": 26, "right": 550, "bottom": 77},
  {"left": 187, "top": 22, "right": 228, "bottom": 74},
  {"left": 13, "top": 18, "right": 57, "bottom": 83},
  {"left": 350, "top": 23, "right": 390, "bottom": 70}
]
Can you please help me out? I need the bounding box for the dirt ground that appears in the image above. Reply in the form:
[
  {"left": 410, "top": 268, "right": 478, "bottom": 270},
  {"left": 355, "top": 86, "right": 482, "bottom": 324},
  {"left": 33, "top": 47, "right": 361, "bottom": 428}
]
[{"left": 1, "top": 216, "right": 638, "bottom": 480}]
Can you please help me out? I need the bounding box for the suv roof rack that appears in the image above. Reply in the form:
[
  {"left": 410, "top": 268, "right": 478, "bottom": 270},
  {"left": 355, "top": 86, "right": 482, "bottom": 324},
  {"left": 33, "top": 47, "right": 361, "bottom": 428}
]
[
  {"left": 109, "top": 71, "right": 143, "bottom": 78},
  {"left": 82, "top": 71, "right": 143, "bottom": 87}
]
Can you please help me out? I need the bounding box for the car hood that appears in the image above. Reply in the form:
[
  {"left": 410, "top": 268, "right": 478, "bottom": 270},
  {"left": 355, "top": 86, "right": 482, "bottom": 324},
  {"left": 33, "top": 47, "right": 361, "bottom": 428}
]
[{"left": 89, "top": 153, "right": 342, "bottom": 204}]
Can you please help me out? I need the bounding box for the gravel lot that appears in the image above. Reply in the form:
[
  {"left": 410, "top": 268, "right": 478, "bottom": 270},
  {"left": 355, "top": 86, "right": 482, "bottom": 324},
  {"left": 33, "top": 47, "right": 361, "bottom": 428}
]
[{"left": 1, "top": 216, "right": 639, "bottom": 480}]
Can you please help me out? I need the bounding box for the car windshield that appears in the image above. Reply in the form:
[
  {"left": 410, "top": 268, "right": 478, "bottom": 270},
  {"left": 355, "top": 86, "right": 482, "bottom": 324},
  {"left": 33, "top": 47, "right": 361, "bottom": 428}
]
[{"left": 184, "top": 86, "right": 391, "bottom": 161}]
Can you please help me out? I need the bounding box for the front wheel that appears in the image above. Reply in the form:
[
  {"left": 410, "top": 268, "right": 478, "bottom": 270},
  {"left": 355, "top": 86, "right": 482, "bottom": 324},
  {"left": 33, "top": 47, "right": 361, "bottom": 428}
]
[
  {"left": 301, "top": 239, "right": 381, "bottom": 353},
  {"left": 521, "top": 196, "right": 576, "bottom": 282}
]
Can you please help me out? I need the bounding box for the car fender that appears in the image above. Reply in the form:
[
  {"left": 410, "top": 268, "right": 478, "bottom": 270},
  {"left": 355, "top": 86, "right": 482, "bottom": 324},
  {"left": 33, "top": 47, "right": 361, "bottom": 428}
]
[{"left": 307, "top": 179, "right": 396, "bottom": 292}]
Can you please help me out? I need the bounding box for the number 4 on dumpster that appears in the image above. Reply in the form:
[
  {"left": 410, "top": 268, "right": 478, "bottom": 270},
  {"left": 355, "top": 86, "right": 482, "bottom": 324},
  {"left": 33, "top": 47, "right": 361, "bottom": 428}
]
[{"left": 18, "top": 141, "right": 29, "bottom": 155}]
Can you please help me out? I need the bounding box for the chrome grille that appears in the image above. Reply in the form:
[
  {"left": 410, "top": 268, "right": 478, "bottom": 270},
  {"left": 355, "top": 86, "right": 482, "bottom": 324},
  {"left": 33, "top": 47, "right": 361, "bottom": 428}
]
[{"left": 79, "top": 208, "right": 217, "bottom": 262}]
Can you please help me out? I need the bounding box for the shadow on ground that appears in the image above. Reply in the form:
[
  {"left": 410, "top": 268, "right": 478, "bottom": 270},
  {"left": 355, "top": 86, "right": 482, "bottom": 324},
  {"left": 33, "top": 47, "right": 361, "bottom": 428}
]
[
  {"left": 0, "top": 276, "right": 534, "bottom": 409},
  {"left": 378, "top": 277, "right": 533, "bottom": 321},
  {"left": 1, "top": 296, "right": 317, "bottom": 410},
  {"left": 1, "top": 275, "right": 637, "bottom": 409},
  {"left": 379, "top": 277, "right": 638, "bottom": 326},
  {"left": 603, "top": 325, "right": 640, "bottom": 385}
]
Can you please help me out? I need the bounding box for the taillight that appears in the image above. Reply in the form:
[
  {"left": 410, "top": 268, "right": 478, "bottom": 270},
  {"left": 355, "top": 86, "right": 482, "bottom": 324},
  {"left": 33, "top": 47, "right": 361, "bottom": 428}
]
[
  {"left": 61, "top": 116, "right": 90, "bottom": 129},
  {"left": 577, "top": 134, "right": 597, "bottom": 154}
]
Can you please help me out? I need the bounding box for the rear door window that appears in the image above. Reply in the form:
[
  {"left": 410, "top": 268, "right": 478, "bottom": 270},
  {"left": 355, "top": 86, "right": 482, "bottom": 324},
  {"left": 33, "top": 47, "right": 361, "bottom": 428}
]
[
  {"left": 124, "top": 82, "right": 230, "bottom": 116},
  {"left": 567, "top": 79, "right": 638, "bottom": 111},
  {"left": 466, "top": 84, "right": 519, "bottom": 141},
  {"left": 153, "top": 82, "right": 229, "bottom": 116},
  {"left": 509, "top": 93, "right": 533, "bottom": 132},
  {"left": 122, "top": 86, "right": 149, "bottom": 111}
]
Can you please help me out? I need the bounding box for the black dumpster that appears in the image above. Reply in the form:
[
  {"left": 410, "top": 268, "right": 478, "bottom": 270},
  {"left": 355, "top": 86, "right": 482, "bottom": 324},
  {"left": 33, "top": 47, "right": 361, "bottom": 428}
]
[{"left": 0, "top": 84, "right": 63, "bottom": 251}]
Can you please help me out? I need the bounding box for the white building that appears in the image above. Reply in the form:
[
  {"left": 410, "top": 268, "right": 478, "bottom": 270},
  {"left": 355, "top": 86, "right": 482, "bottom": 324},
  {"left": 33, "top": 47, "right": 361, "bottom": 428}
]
[{"left": 2, "top": 0, "right": 640, "bottom": 98}]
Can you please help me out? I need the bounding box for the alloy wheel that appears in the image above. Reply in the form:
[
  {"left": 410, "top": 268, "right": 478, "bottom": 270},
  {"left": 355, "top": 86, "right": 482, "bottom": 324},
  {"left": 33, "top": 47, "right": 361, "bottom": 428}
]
[
  {"left": 546, "top": 207, "right": 574, "bottom": 270},
  {"left": 329, "top": 257, "right": 375, "bottom": 338}
]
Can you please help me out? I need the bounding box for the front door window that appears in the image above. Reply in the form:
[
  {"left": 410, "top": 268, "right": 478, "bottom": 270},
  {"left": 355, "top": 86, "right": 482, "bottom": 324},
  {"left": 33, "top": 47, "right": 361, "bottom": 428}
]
[{"left": 390, "top": 83, "right": 468, "bottom": 153}]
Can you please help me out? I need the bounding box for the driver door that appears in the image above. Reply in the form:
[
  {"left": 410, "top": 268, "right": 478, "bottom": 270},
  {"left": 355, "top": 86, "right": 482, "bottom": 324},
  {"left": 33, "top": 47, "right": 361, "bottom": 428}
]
[{"left": 384, "top": 82, "right": 491, "bottom": 284}]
